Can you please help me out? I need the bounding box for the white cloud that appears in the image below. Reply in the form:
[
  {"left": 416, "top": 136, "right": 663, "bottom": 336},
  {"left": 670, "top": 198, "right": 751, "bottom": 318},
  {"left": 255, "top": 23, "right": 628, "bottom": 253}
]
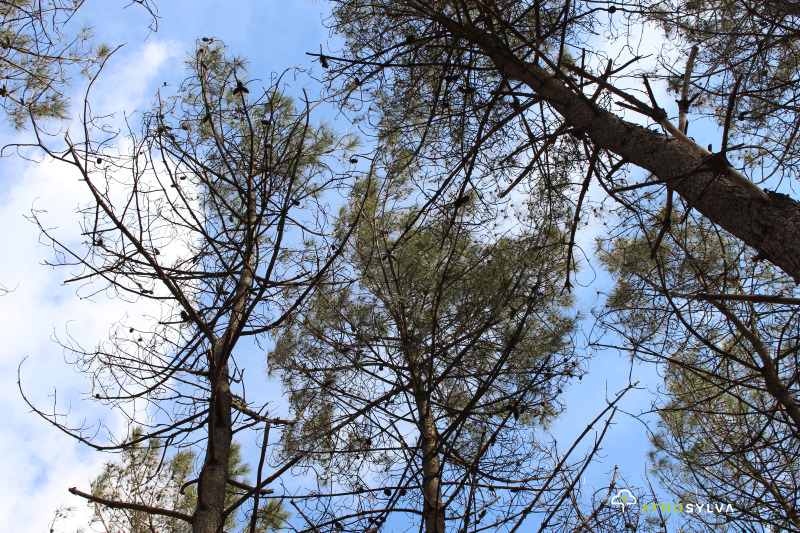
[
  {"left": 91, "top": 40, "right": 182, "bottom": 119},
  {"left": 0, "top": 40, "right": 177, "bottom": 533}
]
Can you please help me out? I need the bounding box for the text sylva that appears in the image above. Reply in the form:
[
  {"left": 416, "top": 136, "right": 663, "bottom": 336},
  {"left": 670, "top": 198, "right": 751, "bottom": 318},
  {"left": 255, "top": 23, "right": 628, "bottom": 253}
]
[{"left": 640, "top": 502, "right": 734, "bottom": 514}]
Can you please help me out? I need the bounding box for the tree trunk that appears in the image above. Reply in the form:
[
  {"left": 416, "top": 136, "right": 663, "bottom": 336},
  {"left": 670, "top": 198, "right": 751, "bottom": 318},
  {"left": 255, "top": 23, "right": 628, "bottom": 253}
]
[
  {"left": 192, "top": 340, "right": 233, "bottom": 533},
  {"left": 193, "top": 166, "right": 259, "bottom": 533},
  {"left": 443, "top": 20, "right": 800, "bottom": 283},
  {"left": 193, "top": 339, "right": 233, "bottom": 533},
  {"left": 418, "top": 397, "right": 445, "bottom": 533}
]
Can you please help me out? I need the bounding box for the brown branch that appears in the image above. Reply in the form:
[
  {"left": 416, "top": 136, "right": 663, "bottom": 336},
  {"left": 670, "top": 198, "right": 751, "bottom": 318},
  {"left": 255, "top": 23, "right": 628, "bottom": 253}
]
[
  {"left": 68, "top": 487, "right": 194, "bottom": 523},
  {"left": 231, "top": 400, "right": 296, "bottom": 425},
  {"left": 249, "top": 423, "right": 271, "bottom": 533},
  {"left": 290, "top": 499, "right": 322, "bottom": 533},
  {"left": 228, "top": 478, "right": 274, "bottom": 496},
  {"left": 565, "top": 146, "right": 598, "bottom": 290},
  {"left": 220, "top": 454, "right": 305, "bottom": 521},
  {"left": 721, "top": 75, "right": 743, "bottom": 155},
  {"left": 705, "top": 301, "right": 800, "bottom": 431},
  {"left": 679, "top": 292, "right": 800, "bottom": 305},
  {"left": 507, "top": 382, "right": 639, "bottom": 533},
  {"left": 572, "top": 468, "right": 618, "bottom": 533}
]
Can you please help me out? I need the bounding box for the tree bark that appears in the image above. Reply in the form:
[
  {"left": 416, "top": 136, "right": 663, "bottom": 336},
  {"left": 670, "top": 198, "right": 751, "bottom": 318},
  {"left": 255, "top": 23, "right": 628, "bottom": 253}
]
[
  {"left": 193, "top": 340, "right": 233, "bottom": 533},
  {"left": 418, "top": 396, "right": 446, "bottom": 533},
  {"left": 444, "top": 20, "right": 800, "bottom": 283},
  {"left": 407, "top": 341, "right": 446, "bottom": 533}
]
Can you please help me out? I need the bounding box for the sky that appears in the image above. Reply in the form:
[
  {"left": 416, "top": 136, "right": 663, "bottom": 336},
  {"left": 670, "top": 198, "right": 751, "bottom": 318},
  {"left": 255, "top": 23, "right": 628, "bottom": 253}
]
[{"left": 0, "top": 2, "right": 717, "bottom": 531}]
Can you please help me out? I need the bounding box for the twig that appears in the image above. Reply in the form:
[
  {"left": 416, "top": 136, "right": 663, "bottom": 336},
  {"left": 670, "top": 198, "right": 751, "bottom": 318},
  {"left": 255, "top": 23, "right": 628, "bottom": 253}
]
[
  {"left": 721, "top": 75, "right": 743, "bottom": 155},
  {"left": 506, "top": 382, "right": 640, "bottom": 533},
  {"left": 231, "top": 400, "right": 296, "bottom": 425},
  {"left": 229, "top": 478, "right": 274, "bottom": 496},
  {"left": 249, "top": 423, "right": 272, "bottom": 533},
  {"left": 641, "top": 76, "right": 663, "bottom": 119},
  {"left": 290, "top": 500, "right": 321, "bottom": 533},
  {"left": 565, "top": 147, "right": 599, "bottom": 290},
  {"left": 678, "top": 45, "right": 698, "bottom": 134},
  {"left": 650, "top": 188, "right": 673, "bottom": 259},
  {"left": 178, "top": 478, "right": 275, "bottom": 495},
  {"left": 180, "top": 477, "right": 274, "bottom": 496}
]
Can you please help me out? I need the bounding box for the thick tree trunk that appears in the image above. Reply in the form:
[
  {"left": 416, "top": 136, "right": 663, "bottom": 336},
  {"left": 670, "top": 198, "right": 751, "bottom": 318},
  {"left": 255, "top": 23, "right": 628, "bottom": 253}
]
[
  {"left": 193, "top": 340, "right": 233, "bottom": 533},
  {"left": 418, "top": 398, "right": 446, "bottom": 533},
  {"left": 447, "top": 21, "right": 800, "bottom": 283}
]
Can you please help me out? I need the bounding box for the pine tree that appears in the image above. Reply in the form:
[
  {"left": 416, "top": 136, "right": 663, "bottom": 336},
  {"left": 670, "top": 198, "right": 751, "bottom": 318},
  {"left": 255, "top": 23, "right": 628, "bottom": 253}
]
[
  {"left": 24, "top": 39, "right": 358, "bottom": 533},
  {"left": 268, "top": 171, "right": 605, "bottom": 532},
  {"left": 596, "top": 208, "right": 800, "bottom": 532},
  {"left": 320, "top": 0, "right": 800, "bottom": 282}
]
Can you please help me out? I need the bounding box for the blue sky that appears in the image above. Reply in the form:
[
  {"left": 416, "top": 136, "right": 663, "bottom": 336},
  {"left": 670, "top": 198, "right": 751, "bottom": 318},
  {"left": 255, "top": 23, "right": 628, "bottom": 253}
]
[
  {"left": 0, "top": 2, "right": 725, "bottom": 531},
  {"left": 0, "top": 3, "right": 343, "bottom": 531}
]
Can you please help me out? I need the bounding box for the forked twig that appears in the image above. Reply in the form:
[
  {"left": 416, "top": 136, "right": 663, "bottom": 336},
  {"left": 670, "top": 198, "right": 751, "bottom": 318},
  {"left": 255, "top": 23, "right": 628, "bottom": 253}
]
[{"left": 650, "top": 187, "right": 673, "bottom": 259}]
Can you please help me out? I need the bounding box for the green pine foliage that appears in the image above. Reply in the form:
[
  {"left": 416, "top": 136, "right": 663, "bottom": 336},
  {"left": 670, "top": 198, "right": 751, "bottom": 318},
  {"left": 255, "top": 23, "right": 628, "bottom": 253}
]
[
  {"left": 268, "top": 173, "right": 581, "bottom": 529},
  {"left": 0, "top": 0, "right": 113, "bottom": 129}
]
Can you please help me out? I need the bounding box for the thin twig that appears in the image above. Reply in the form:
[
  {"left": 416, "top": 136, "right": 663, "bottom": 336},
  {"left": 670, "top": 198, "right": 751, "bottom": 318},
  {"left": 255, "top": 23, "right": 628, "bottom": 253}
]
[
  {"left": 565, "top": 146, "right": 599, "bottom": 290},
  {"left": 721, "top": 75, "right": 743, "bottom": 155},
  {"left": 249, "top": 423, "right": 272, "bottom": 533},
  {"left": 678, "top": 45, "right": 698, "bottom": 134},
  {"left": 650, "top": 188, "right": 673, "bottom": 259}
]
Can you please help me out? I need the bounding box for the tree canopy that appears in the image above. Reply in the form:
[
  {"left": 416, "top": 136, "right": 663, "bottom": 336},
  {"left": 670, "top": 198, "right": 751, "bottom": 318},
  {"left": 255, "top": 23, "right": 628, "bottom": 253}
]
[{"left": 7, "top": 2, "right": 800, "bottom": 533}]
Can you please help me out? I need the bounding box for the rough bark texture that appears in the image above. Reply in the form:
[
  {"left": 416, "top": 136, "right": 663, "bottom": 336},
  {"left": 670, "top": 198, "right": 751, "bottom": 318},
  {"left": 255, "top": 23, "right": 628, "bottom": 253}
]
[
  {"left": 193, "top": 342, "right": 233, "bottom": 533},
  {"left": 448, "top": 23, "right": 800, "bottom": 283},
  {"left": 418, "top": 397, "right": 446, "bottom": 533},
  {"left": 407, "top": 345, "right": 446, "bottom": 533}
]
